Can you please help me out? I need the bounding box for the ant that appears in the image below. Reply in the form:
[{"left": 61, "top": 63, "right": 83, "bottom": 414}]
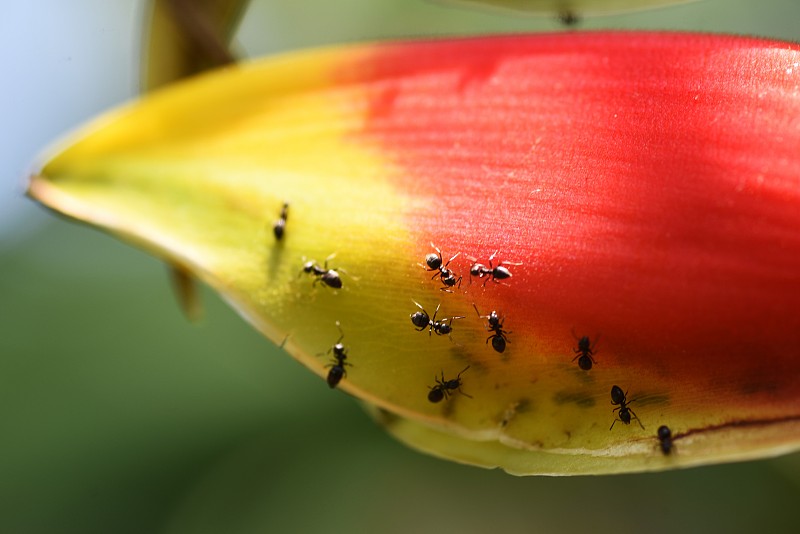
[
  {"left": 427, "top": 366, "right": 472, "bottom": 403},
  {"left": 467, "top": 250, "right": 522, "bottom": 285},
  {"left": 272, "top": 202, "right": 289, "bottom": 240},
  {"left": 410, "top": 301, "right": 465, "bottom": 337},
  {"left": 558, "top": 10, "right": 580, "bottom": 26},
  {"left": 571, "top": 332, "right": 598, "bottom": 370},
  {"left": 421, "top": 243, "right": 462, "bottom": 291},
  {"left": 610, "top": 385, "right": 644, "bottom": 430},
  {"left": 473, "top": 304, "right": 511, "bottom": 353},
  {"left": 322, "top": 322, "right": 351, "bottom": 388},
  {"left": 301, "top": 254, "right": 344, "bottom": 289},
  {"left": 657, "top": 425, "right": 674, "bottom": 455}
]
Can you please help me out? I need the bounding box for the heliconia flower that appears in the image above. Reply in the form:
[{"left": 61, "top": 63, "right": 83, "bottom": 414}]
[{"left": 28, "top": 32, "right": 800, "bottom": 475}]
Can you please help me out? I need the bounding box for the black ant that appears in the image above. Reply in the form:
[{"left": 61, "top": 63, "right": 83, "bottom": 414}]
[
  {"left": 421, "top": 243, "right": 462, "bottom": 291},
  {"left": 571, "top": 332, "right": 598, "bottom": 370},
  {"left": 657, "top": 425, "right": 674, "bottom": 455},
  {"left": 272, "top": 202, "right": 289, "bottom": 240},
  {"left": 468, "top": 250, "right": 522, "bottom": 285},
  {"left": 301, "top": 254, "right": 344, "bottom": 289},
  {"left": 321, "top": 322, "right": 351, "bottom": 388},
  {"left": 473, "top": 304, "right": 511, "bottom": 353},
  {"left": 558, "top": 10, "right": 580, "bottom": 26},
  {"left": 410, "top": 301, "right": 464, "bottom": 337},
  {"left": 427, "top": 366, "right": 472, "bottom": 403},
  {"left": 610, "top": 385, "right": 644, "bottom": 430}
]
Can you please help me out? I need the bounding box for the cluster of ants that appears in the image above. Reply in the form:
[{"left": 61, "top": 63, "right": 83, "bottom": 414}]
[
  {"left": 273, "top": 202, "right": 345, "bottom": 289},
  {"left": 411, "top": 243, "right": 675, "bottom": 454},
  {"left": 274, "top": 204, "right": 674, "bottom": 455},
  {"left": 413, "top": 243, "right": 519, "bottom": 354},
  {"left": 422, "top": 243, "right": 521, "bottom": 292}
]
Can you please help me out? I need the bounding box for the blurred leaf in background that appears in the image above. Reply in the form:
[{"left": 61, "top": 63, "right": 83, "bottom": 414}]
[{"left": 2, "top": 0, "right": 800, "bottom": 532}]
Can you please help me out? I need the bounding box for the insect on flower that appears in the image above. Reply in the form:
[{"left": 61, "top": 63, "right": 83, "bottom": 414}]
[
  {"left": 301, "top": 254, "right": 345, "bottom": 289},
  {"left": 421, "top": 243, "right": 462, "bottom": 291},
  {"left": 610, "top": 385, "right": 644, "bottom": 430},
  {"left": 321, "top": 321, "right": 351, "bottom": 388},
  {"left": 658, "top": 425, "right": 674, "bottom": 455},
  {"left": 272, "top": 202, "right": 289, "bottom": 240},
  {"left": 473, "top": 304, "right": 511, "bottom": 353},
  {"left": 427, "top": 366, "right": 472, "bottom": 403},
  {"left": 571, "top": 333, "right": 598, "bottom": 370},
  {"left": 410, "top": 301, "right": 465, "bottom": 337},
  {"left": 468, "top": 250, "right": 522, "bottom": 285}
]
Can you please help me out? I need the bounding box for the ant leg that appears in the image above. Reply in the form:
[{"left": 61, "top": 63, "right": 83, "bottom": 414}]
[
  {"left": 337, "top": 267, "right": 357, "bottom": 282},
  {"left": 444, "top": 251, "right": 460, "bottom": 267},
  {"left": 335, "top": 321, "right": 344, "bottom": 344},
  {"left": 629, "top": 409, "right": 645, "bottom": 430},
  {"left": 457, "top": 365, "right": 470, "bottom": 378},
  {"left": 610, "top": 418, "right": 618, "bottom": 431},
  {"left": 432, "top": 302, "right": 441, "bottom": 323},
  {"left": 458, "top": 389, "right": 473, "bottom": 399}
]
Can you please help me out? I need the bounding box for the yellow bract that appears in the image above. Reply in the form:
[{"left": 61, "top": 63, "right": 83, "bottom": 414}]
[{"left": 32, "top": 47, "right": 417, "bottom": 382}]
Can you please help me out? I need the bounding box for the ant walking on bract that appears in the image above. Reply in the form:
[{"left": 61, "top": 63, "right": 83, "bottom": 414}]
[
  {"left": 610, "top": 385, "right": 644, "bottom": 430},
  {"left": 467, "top": 250, "right": 522, "bottom": 285},
  {"left": 473, "top": 304, "right": 511, "bottom": 353},
  {"left": 410, "top": 301, "right": 465, "bottom": 337},
  {"left": 321, "top": 321, "right": 351, "bottom": 389},
  {"left": 657, "top": 425, "right": 674, "bottom": 455},
  {"left": 427, "top": 366, "right": 472, "bottom": 403},
  {"left": 301, "top": 253, "right": 346, "bottom": 289},
  {"left": 272, "top": 202, "right": 289, "bottom": 240},
  {"left": 421, "top": 243, "right": 462, "bottom": 291},
  {"left": 571, "top": 331, "right": 598, "bottom": 370}
]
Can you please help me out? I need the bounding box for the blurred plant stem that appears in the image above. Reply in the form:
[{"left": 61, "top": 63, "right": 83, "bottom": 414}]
[
  {"left": 143, "top": 0, "right": 250, "bottom": 320},
  {"left": 142, "top": 0, "right": 249, "bottom": 89}
]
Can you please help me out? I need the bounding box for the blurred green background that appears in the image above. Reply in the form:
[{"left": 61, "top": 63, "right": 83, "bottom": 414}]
[{"left": 2, "top": 1, "right": 800, "bottom": 532}]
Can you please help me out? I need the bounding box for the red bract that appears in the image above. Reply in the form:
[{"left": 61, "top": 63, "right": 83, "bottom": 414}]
[{"left": 348, "top": 33, "right": 800, "bottom": 400}]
